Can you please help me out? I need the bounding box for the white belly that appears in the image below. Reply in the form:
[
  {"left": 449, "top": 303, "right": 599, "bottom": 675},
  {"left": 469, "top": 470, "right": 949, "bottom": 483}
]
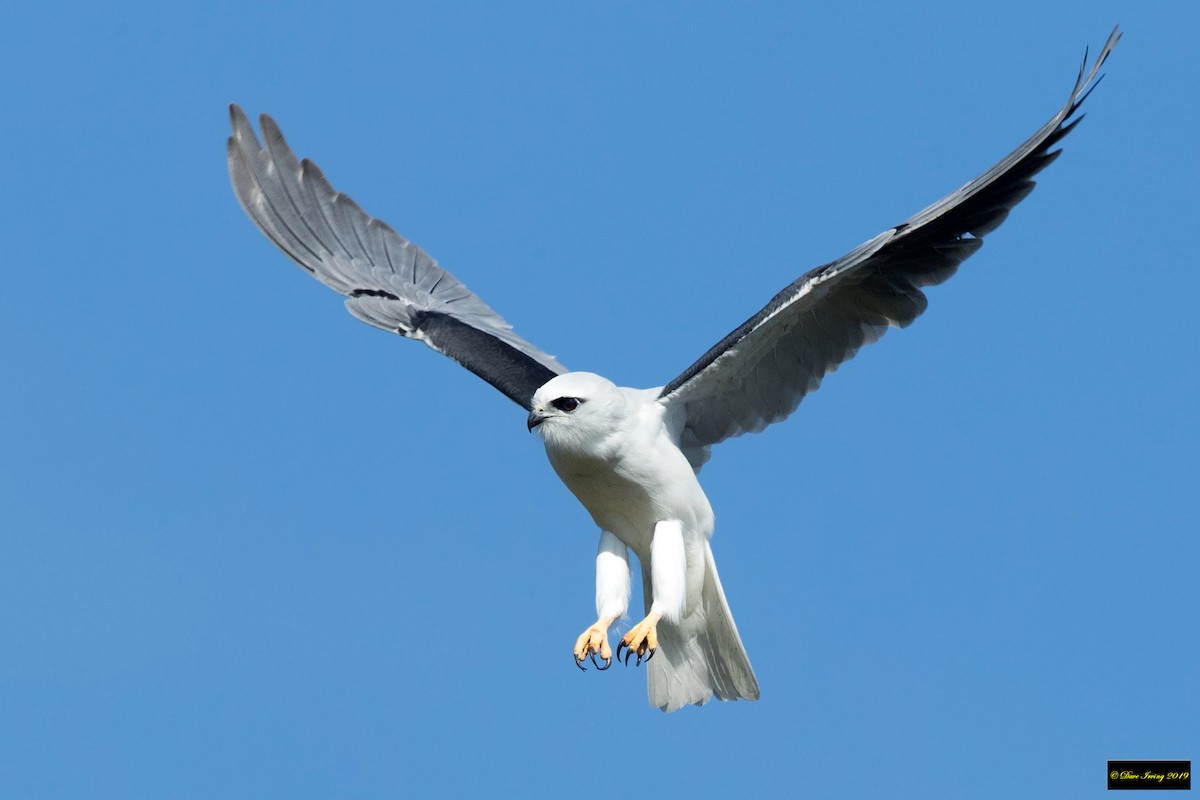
[{"left": 547, "top": 434, "right": 713, "bottom": 559}]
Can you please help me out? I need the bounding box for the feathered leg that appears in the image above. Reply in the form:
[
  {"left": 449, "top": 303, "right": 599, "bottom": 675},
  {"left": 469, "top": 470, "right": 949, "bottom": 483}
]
[
  {"left": 573, "top": 530, "right": 630, "bottom": 670},
  {"left": 618, "top": 520, "right": 686, "bottom": 666}
]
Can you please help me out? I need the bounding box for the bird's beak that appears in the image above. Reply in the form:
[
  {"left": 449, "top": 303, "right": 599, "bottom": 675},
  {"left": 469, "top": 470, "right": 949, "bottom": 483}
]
[{"left": 527, "top": 410, "right": 546, "bottom": 432}]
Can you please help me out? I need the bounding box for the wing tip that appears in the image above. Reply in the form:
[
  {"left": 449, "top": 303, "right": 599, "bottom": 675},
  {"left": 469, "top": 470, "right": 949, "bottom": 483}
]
[
  {"left": 1067, "top": 25, "right": 1121, "bottom": 115},
  {"left": 227, "top": 102, "right": 260, "bottom": 153}
]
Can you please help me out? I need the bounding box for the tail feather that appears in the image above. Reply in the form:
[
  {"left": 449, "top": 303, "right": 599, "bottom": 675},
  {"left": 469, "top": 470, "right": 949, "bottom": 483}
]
[{"left": 647, "top": 543, "right": 759, "bottom": 712}]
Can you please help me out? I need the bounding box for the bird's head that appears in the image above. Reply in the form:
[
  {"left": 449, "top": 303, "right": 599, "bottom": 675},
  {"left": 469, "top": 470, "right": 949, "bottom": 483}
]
[{"left": 527, "top": 372, "right": 625, "bottom": 452}]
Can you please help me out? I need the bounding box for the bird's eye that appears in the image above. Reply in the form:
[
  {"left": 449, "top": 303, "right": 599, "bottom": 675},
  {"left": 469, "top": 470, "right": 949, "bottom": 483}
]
[{"left": 552, "top": 397, "right": 580, "bottom": 412}]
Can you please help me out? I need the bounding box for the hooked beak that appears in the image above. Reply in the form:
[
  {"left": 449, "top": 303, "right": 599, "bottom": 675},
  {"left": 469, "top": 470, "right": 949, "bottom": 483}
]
[{"left": 527, "top": 410, "right": 546, "bottom": 432}]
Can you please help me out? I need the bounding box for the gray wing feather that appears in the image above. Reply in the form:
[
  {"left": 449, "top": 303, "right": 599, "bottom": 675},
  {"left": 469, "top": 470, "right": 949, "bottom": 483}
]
[
  {"left": 227, "top": 106, "right": 566, "bottom": 409},
  {"left": 659, "top": 27, "right": 1120, "bottom": 462}
]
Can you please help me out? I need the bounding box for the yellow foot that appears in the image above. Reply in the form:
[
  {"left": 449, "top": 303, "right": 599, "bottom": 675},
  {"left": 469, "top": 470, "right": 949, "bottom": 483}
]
[
  {"left": 617, "top": 611, "right": 661, "bottom": 667},
  {"left": 573, "top": 618, "right": 616, "bottom": 671}
]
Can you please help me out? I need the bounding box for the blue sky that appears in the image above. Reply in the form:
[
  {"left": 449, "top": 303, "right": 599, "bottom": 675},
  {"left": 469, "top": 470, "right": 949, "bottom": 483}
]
[{"left": 2, "top": 2, "right": 1196, "bottom": 798}]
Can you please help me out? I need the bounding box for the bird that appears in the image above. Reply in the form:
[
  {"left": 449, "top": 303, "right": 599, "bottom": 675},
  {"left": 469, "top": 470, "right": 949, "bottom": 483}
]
[{"left": 226, "top": 28, "right": 1119, "bottom": 712}]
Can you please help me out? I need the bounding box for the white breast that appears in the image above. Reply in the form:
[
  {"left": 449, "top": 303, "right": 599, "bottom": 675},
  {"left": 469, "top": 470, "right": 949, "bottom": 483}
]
[{"left": 543, "top": 388, "right": 714, "bottom": 557}]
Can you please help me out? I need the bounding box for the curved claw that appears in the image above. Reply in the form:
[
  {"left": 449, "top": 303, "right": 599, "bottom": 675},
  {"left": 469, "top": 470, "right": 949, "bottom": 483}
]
[
  {"left": 617, "top": 635, "right": 656, "bottom": 667},
  {"left": 615, "top": 611, "right": 661, "bottom": 670},
  {"left": 574, "top": 620, "right": 617, "bottom": 673}
]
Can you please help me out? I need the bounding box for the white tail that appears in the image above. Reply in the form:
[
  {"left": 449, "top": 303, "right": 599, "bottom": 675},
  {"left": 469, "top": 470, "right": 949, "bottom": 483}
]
[{"left": 646, "top": 542, "right": 759, "bottom": 712}]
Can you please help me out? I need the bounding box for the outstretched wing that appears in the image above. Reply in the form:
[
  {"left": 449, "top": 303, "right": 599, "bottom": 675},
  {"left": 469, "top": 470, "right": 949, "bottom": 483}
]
[
  {"left": 658, "top": 27, "right": 1119, "bottom": 462},
  {"left": 227, "top": 105, "right": 566, "bottom": 410}
]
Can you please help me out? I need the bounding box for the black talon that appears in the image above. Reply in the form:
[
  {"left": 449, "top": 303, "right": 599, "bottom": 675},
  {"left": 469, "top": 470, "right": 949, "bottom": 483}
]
[
  {"left": 622, "top": 644, "right": 635, "bottom": 667},
  {"left": 644, "top": 648, "right": 656, "bottom": 664},
  {"left": 590, "top": 651, "right": 611, "bottom": 671},
  {"left": 574, "top": 654, "right": 587, "bottom": 672},
  {"left": 616, "top": 640, "right": 627, "bottom": 665}
]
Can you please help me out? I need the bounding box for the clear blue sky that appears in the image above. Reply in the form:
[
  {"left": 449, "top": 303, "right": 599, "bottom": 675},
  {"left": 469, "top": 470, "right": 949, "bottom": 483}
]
[{"left": 2, "top": 2, "right": 1195, "bottom": 798}]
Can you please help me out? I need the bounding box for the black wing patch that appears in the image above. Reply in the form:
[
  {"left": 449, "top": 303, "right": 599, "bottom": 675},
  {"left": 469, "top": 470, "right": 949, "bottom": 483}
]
[{"left": 412, "top": 311, "right": 561, "bottom": 409}]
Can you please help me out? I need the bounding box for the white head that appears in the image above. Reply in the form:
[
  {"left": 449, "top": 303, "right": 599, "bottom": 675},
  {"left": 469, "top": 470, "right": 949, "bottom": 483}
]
[{"left": 527, "top": 372, "right": 625, "bottom": 453}]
